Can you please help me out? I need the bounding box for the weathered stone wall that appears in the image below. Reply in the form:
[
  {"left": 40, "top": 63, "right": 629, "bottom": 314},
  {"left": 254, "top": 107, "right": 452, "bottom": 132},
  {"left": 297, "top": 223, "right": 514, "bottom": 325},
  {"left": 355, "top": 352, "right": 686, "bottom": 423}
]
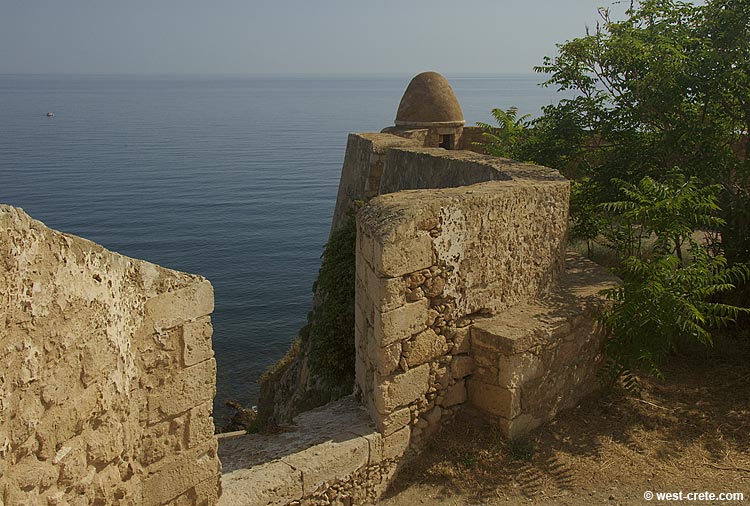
[
  {"left": 0, "top": 205, "right": 220, "bottom": 505},
  {"left": 377, "top": 147, "right": 512, "bottom": 194},
  {"left": 354, "top": 179, "right": 570, "bottom": 450},
  {"left": 330, "top": 133, "right": 566, "bottom": 234},
  {"left": 330, "top": 133, "right": 417, "bottom": 233},
  {"left": 271, "top": 131, "right": 569, "bottom": 427},
  {"left": 456, "top": 126, "right": 489, "bottom": 153},
  {"left": 468, "top": 253, "right": 619, "bottom": 438}
]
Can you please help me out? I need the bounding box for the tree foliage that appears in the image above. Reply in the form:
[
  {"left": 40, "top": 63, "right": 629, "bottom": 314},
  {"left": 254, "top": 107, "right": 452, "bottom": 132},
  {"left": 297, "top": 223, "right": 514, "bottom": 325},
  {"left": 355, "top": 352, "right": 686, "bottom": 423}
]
[
  {"left": 597, "top": 177, "right": 750, "bottom": 389},
  {"left": 481, "top": 0, "right": 749, "bottom": 262},
  {"left": 476, "top": 107, "right": 532, "bottom": 159},
  {"left": 601, "top": 174, "right": 724, "bottom": 262},
  {"left": 479, "top": 0, "right": 750, "bottom": 385},
  {"left": 570, "top": 178, "right": 605, "bottom": 257}
]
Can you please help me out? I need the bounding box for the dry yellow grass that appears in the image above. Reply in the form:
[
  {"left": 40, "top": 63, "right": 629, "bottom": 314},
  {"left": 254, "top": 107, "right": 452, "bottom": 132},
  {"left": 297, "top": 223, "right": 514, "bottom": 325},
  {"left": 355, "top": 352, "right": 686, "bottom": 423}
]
[{"left": 379, "top": 337, "right": 750, "bottom": 506}]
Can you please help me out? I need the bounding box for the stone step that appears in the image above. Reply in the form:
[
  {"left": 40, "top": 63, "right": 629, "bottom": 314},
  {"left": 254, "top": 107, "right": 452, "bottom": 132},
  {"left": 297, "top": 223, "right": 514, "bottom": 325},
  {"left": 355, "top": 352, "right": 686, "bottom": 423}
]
[{"left": 467, "top": 252, "right": 619, "bottom": 438}]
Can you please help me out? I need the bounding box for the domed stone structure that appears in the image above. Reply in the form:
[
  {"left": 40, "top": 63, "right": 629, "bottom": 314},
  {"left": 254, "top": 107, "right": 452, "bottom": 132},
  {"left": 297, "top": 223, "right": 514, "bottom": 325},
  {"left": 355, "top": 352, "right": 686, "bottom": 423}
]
[
  {"left": 383, "top": 71, "right": 468, "bottom": 150},
  {"left": 395, "top": 72, "right": 465, "bottom": 127}
]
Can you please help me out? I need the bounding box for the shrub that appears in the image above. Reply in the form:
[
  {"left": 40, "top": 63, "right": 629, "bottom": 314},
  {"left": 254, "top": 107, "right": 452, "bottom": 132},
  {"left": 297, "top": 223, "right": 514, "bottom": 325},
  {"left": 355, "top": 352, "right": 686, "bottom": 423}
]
[
  {"left": 598, "top": 177, "right": 750, "bottom": 389},
  {"left": 306, "top": 214, "right": 357, "bottom": 392}
]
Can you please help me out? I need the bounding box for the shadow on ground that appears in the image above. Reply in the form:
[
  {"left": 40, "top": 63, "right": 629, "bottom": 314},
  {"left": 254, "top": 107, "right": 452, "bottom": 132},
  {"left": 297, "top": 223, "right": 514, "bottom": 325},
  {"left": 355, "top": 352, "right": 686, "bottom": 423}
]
[{"left": 379, "top": 336, "right": 750, "bottom": 505}]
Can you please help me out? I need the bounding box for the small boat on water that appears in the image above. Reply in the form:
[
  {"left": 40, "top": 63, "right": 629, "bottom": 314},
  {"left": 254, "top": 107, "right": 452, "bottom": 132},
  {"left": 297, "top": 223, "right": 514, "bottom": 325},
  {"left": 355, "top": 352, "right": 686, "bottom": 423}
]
[{"left": 46, "top": 112, "right": 54, "bottom": 117}]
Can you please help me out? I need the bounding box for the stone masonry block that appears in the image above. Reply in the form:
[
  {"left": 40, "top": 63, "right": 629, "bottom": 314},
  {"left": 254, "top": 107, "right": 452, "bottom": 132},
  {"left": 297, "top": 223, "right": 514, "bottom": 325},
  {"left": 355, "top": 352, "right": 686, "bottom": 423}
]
[
  {"left": 440, "top": 379, "right": 467, "bottom": 408},
  {"left": 142, "top": 439, "right": 219, "bottom": 506},
  {"left": 366, "top": 264, "right": 407, "bottom": 313},
  {"left": 451, "top": 356, "right": 475, "bottom": 379},
  {"left": 140, "top": 416, "right": 185, "bottom": 467},
  {"left": 375, "top": 406, "right": 411, "bottom": 437},
  {"left": 181, "top": 316, "right": 214, "bottom": 367},
  {"left": 471, "top": 317, "right": 537, "bottom": 355},
  {"left": 405, "top": 328, "right": 447, "bottom": 367},
  {"left": 472, "top": 343, "right": 501, "bottom": 369},
  {"left": 147, "top": 359, "right": 216, "bottom": 423},
  {"left": 373, "top": 232, "right": 433, "bottom": 277},
  {"left": 187, "top": 400, "right": 215, "bottom": 449},
  {"left": 451, "top": 326, "right": 471, "bottom": 354},
  {"left": 382, "top": 426, "right": 411, "bottom": 461},
  {"left": 368, "top": 339, "right": 401, "bottom": 376},
  {"left": 84, "top": 419, "right": 126, "bottom": 467},
  {"left": 144, "top": 280, "right": 214, "bottom": 332},
  {"left": 192, "top": 475, "right": 222, "bottom": 506},
  {"left": 374, "top": 363, "right": 430, "bottom": 414},
  {"left": 498, "top": 352, "right": 542, "bottom": 389},
  {"left": 282, "top": 437, "right": 369, "bottom": 496},
  {"left": 374, "top": 299, "right": 429, "bottom": 346},
  {"left": 357, "top": 227, "right": 376, "bottom": 267},
  {"left": 467, "top": 379, "right": 521, "bottom": 420},
  {"left": 351, "top": 431, "right": 384, "bottom": 466},
  {"left": 472, "top": 365, "right": 499, "bottom": 385},
  {"left": 218, "top": 460, "right": 302, "bottom": 506}
]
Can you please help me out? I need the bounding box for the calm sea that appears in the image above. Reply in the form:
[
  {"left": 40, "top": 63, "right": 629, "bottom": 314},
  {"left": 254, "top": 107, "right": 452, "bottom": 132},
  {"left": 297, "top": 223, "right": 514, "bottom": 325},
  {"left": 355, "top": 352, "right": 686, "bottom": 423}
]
[{"left": 0, "top": 74, "right": 562, "bottom": 423}]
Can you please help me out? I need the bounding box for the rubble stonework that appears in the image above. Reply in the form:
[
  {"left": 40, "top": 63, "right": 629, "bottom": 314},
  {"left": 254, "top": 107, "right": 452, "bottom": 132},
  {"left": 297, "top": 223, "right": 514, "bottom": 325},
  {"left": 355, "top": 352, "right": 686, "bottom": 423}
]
[{"left": 0, "top": 205, "right": 220, "bottom": 505}]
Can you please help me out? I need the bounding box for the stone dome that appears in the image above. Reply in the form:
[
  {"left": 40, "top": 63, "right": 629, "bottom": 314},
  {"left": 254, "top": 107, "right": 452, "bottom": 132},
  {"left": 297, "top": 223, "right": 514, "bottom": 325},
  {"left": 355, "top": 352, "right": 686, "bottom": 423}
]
[{"left": 395, "top": 72, "right": 465, "bottom": 127}]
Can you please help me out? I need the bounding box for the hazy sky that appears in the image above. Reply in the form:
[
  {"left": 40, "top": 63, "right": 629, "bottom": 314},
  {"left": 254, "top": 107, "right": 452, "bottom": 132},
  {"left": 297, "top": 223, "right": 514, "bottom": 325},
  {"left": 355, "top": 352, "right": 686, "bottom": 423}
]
[{"left": 0, "top": 0, "right": 627, "bottom": 75}]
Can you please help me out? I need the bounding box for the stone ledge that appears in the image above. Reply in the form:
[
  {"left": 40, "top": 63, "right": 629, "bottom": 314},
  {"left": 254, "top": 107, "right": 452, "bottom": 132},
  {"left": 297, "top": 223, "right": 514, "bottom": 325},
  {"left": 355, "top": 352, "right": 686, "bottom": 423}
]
[
  {"left": 218, "top": 397, "right": 385, "bottom": 506},
  {"left": 471, "top": 252, "right": 619, "bottom": 355},
  {"left": 467, "top": 252, "right": 619, "bottom": 437}
]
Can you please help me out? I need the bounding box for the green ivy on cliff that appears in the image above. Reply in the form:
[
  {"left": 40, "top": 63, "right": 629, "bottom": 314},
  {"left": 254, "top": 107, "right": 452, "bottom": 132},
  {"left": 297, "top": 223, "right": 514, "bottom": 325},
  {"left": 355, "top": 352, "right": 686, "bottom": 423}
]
[{"left": 306, "top": 214, "right": 357, "bottom": 392}]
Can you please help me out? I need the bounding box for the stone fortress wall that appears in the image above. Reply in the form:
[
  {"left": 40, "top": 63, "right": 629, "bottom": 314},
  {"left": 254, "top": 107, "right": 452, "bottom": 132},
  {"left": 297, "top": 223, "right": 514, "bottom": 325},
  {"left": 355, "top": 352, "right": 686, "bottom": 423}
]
[
  {"left": 355, "top": 178, "right": 570, "bottom": 445},
  {"left": 218, "top": 73, "right": 618, "bottom": 504},
  {"left": 1, "top": 72, "right": 618, "bottom": 505},
  {"left": 0, "top": 206, "right": 220, "bottom": 505}
]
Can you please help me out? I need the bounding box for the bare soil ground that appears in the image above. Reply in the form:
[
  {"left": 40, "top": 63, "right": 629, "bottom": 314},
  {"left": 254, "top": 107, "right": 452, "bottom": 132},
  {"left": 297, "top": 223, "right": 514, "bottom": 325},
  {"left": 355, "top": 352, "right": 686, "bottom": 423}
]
[{"left": 378, "top": 337, "right": 750, "bottom": 506}]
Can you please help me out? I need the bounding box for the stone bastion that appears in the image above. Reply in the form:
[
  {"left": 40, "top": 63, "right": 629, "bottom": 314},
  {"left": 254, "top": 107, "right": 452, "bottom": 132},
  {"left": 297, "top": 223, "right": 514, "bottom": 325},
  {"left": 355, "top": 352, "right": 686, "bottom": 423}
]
[{"left": 1, "top": 72, "right": 618, "bottom": 505}]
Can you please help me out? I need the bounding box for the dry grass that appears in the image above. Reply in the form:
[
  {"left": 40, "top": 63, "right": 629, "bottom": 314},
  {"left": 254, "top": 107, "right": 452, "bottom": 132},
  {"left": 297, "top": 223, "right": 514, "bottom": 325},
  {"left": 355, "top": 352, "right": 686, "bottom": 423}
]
[{"left": 379, "top": 337, "right": 750, "bottom": 506}]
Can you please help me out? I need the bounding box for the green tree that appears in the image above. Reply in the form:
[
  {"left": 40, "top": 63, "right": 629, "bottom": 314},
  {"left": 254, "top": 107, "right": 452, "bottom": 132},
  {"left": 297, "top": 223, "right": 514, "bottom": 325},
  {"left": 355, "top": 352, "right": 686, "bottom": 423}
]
[
  {"left": 525, "top": 0, "right": 749, "bottom": 263},
  {"left": 600, "top": 249, "right": 749, "bottom": 388},
  {"left": 601, "top": 174, "right": 724, "bottom": 263},
  {"left": 570, "top": 178, "right": 605, "bottom": 258},
  {"left": 478, "top": 0, "right": 750, "bottom": 384}
]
